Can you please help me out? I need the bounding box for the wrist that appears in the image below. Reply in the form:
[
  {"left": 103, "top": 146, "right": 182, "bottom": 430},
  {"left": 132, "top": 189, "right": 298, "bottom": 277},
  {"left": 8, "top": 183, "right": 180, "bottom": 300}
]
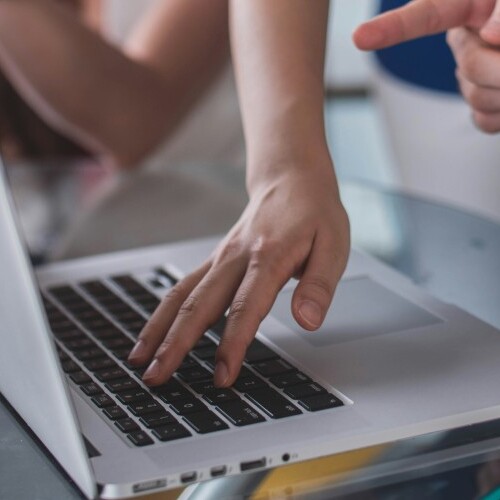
[{"left": 246, "top": 140, "right": 337, "bottom": 194}]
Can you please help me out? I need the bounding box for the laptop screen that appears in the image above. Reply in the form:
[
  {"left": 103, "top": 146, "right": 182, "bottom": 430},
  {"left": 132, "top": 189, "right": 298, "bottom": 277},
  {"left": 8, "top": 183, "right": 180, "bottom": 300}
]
[{"left": 0, "top": 156, "right": 96, "bottom": 498}]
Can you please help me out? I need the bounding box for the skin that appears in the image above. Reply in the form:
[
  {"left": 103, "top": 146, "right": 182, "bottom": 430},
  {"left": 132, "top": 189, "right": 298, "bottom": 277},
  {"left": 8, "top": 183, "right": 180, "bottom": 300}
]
[
  {"left": 353, "top": 0, "right": 500, "bottom": 133},
  {"left": 0, "top": 0, "right": 350, "bottom": 388},
  {"left": 129, "top": 0, "right": 350, "bottom": 389},
  {"left": 0, "top": 0, "right": 230, "bottom": 166}
]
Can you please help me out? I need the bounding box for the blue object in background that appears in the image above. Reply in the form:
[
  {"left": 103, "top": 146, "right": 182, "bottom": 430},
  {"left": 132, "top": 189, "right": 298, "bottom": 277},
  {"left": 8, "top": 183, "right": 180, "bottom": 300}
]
[{"left": 376, "top": 0, "right": 459, "bottom": 94}]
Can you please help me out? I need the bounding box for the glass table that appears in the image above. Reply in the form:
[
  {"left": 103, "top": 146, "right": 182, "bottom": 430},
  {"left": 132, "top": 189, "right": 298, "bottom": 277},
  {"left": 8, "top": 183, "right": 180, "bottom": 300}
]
[{"left": 1, "top": 164, "right": 499, "bottom": 500}]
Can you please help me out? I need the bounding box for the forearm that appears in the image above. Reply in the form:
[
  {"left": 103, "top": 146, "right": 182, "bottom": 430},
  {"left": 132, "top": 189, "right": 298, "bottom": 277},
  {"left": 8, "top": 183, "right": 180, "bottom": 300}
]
[
  {"left": 0, "top": 0, "right": 173, "bottom": 165},
  {"left": 229, "top": 0, "right": 333, "bottom": 190}
]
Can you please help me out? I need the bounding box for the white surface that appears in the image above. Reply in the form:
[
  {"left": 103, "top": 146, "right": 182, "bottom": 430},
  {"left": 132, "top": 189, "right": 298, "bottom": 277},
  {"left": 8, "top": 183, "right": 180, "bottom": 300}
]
[
  {"left": 374, "top": 69, "right": 500, "bottom": 222},
  {"left": 325, "top": 0, "right": 375, "bottom": 89}
]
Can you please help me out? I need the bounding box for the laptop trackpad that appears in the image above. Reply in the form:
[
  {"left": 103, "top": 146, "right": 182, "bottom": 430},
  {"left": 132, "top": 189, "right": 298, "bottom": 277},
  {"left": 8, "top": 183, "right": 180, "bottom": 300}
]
[{"left": 270, "top": 277, "right": 442, "bottom": 346}]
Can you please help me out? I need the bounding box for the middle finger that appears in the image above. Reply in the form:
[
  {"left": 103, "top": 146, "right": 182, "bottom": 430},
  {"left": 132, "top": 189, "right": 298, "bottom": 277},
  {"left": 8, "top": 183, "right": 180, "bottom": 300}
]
[{"left": 142, "top": 256, "right": 247, "bottom": 385}]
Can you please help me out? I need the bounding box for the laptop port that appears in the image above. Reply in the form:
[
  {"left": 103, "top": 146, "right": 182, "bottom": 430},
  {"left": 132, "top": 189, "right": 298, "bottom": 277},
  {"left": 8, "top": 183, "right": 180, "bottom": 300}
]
[
  {"left": 132, "top": 479, "right": 167, "bottom": 493},
  {"left": 240, "top": 458, "right": 266, "bottom": 472},
  {"left": 180, "top": 471, "right": 197, "bottom": 484},
  {"left": 210, "top": 465, "right": 227, "bottom": 478}
]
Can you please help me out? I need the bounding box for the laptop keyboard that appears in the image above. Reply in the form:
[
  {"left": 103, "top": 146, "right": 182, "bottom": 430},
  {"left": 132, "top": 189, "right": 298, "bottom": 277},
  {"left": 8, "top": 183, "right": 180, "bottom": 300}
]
[{"left": 43, "top": 270, "right": 343, "bottom": 447}]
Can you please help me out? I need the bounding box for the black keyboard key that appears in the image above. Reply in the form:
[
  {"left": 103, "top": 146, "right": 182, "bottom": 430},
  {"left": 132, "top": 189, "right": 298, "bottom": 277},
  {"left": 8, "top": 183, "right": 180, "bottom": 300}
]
[
  {"left": 176, "top": 366, "right": 212, "bottom": 383},
  {"left": 53, "top": 328, "right": 86, "bottom": 342},
  {"left": 233, "top": 375, "right": 266, "bottom": 392},
  {"left": 103, "top": 303, "right": 134, "bottom": 316},
  {"left": 80, "top": 382, "right": 103, "bottom": 396},
  {"left": 128, "top": 400, "right": 164, "bottom": 416},
  {"left": 122, "top": 321, "right": 146, "bottom": 336},
  {"left": 64, "top": 338, "right": 95, "bottom": 351},
  {"left": 116, "top": 389, "right": 152, "bottom": 405},
  {"left": 106, "top": 378, "right": 141, "bottom": 393},
  {"left": 49, "top": 285, "right": 80, "bottom": 300},
  {"left": 154, "top": 268, "right": 176, "bottom": 286},
  {"left": 252, "top": 359, "right": 295, "bottom": 378},
  {"left": 83, "top": 357, "right": 117, "bottom": 371},
  {"left": 70, "top": 371, "right": 92, "bottom": 385},
  {"left": 203, "top": 389, "right": 239, "bottom": 405},
  {"left": 191, "top": 344, "right": 218, "bottom": 360},
  {"left": 208, "top": 318, "right": 226, "bottom": 339},
  {"left": 179, "top": 356, "right": 198, "bottom": 370},
  {"left": 111, "top": 275, "right": 143, "bottom": 292},
  {"left": 194, "top": 336, "right": 217, "bottom": 349},
  {"left": 95, "top": 368, "right": 128, "bottom": 382},
  {"left": 140, "top": 412, "right": 177, "bottom": 429},
  {"left": 270, "top": 372, "right": 312, "bottom": 389},
  {"left": 80, "top": 280, "right": 117, "bottom": 301},
  {"left": 91, "top": 394, "right": 115, "bottom": 408},
  {"left": 284, "top": 382, "right": 326, "bottom": 400},
  {"left": 155, "top": 382, "right": 193, "bottom": 403},
  {"left": 111, "top": 348, "right": 132, "bottom": 361},
  {"left": 170, "top": 398, "right": 208, "bottom": 415},
  {"left": 92, "top": 327, "right": 124, "bottom": 341},
  {"left": 115, "top": 311, "right": 145, "bottom": 324},
  {"left": 136, "top": 300, "right": 160, "bottom": 314},
  {"left": 152, "top": 424, "right": 191, "bottom": 442},
  {"left": 61, "top": 360, "right": 80, "bottom": 373},
  {"left": 298, "top": 393, "right": 343, "bottom": 412},
  {"left": 244, "top": 340, "right": 279, "bottom": 364},
  {"left": 115, "top": 418, "right": 140, "bottom": 433},
  {"left": 103, "top": 405, "right": 127, "bottom": 420},
  {"left": 189, "top": 380, "right": 218, "bottom": 394},
  {"left": 245, "top": 387, "right": 302, "bottom": 419},
  {"left": 56, "top": 348, "right": 69, "bottom": 361},
  {"left": 216, "top": 400, "right": 265, "bottom": 426},
  {"left": 127, "top": 430, "right": 154, "bottom": 447},
  {"left": 74, "top": 347, "right": 106, "bottom": 361},
  {"left": 182, "top": 411, "right": 229, "bottom": 434},
  {"left": 72, "top": 310, "right": 102, "bottom": 323},
  {"left": 81, "top": 318, "right": 115, "bottom": 331},
  {"left": 101, "top": 337, "right": 134, "bottom": 350},
  {"left": 131, "top": 366, "right": 147, "bottom": 379}
]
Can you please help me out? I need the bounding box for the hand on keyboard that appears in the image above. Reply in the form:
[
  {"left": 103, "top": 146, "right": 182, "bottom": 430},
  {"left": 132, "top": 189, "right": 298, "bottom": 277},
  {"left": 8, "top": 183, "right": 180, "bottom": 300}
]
[{"left": 128, "top": 166, "right": 350, "bottom": 388}]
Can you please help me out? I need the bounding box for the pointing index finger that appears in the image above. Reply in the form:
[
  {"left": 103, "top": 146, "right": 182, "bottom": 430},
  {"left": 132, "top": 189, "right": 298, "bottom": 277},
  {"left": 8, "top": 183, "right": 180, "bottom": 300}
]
[{"left": 353, "top": 0, "right": 472, "bottom": 51}]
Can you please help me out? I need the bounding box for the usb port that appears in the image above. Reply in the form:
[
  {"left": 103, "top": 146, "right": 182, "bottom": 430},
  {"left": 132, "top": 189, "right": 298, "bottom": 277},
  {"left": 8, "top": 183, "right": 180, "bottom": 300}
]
[
  {"left": 240, "top": 458, "right": 266, "bottom": 472},
  {"left": 180, "top": 471, "right": 197, "bottom": 484},
  {"left": 132, "top": 479, "right": 166, "bottom": 493},
  {"left": 210, "top": 465, "right": 227, "bottom": 478}
]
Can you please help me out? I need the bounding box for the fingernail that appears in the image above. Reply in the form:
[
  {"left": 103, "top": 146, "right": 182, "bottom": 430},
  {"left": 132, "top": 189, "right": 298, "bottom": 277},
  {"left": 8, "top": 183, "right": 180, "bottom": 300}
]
[
  {"left": 128, "top": 339, "right": 145, "bottom": 363},
  {"left": 298, "top": 300, "right": 322, "bottom": 329},
  {"left": 143, "top": 359, "right": 160, "bottom": 381},
  {"left": 214, "top": 362, "right": 229, "bottom": 388}
]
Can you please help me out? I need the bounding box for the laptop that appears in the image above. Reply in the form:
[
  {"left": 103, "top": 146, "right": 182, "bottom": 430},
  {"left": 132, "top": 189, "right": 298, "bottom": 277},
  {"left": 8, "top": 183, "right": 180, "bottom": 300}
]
[{"left": 1, "top": 157, "right": 500, "bottom": 500}]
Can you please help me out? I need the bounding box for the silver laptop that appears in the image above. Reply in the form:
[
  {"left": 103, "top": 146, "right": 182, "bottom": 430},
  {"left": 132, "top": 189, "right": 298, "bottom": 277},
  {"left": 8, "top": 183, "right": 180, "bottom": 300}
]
[{"left": 1, "top": 158, "right": 500, "bottom": 500}]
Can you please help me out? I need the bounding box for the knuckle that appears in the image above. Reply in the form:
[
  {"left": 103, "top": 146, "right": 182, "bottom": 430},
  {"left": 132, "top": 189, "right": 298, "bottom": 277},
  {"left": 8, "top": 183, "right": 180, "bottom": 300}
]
[
  {"left": 163, "top": 283, "right": 186, "bottom": 305},
  {"left": 227, "top": 298, "right": 251, "bottom": 321},
  {"left": 178, "top": 294, "right": 200, "bottom": 317},
  {"left": 467, "top": 87, "right": 490, "bottom": 112},
  {"left": 214, "top": 239, "right": 244, "bottom": 264},
  {"left": 460, "top": 54, "right": 484, "bottom": 84},
  {"left": 302, "top": 274, "right": 335, "bottom": 302},
  {"left": 248, "top": 239, "right": 292, "bottom": 278}
]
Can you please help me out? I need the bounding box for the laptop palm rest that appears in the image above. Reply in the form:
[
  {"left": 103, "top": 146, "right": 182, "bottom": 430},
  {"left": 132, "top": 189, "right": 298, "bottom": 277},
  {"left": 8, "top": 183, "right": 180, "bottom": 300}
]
[{"left": 270, "top": 276, "right": 442, "bottom": 346}]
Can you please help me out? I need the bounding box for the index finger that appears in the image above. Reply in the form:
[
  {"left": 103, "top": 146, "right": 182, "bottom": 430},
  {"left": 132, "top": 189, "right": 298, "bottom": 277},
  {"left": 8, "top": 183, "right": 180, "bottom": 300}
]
[{"left": 353, "top": 0, "right": 471, "bottom": 51}]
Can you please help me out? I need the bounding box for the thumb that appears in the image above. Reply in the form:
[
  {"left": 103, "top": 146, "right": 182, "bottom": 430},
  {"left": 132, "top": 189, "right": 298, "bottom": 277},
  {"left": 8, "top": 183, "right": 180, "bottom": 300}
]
[
  {"left": 291, "top": 234, "right": 347, "bottom": 331},
  {"left": 480, "top": 0, "right": 500, "bottom": 46}
]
